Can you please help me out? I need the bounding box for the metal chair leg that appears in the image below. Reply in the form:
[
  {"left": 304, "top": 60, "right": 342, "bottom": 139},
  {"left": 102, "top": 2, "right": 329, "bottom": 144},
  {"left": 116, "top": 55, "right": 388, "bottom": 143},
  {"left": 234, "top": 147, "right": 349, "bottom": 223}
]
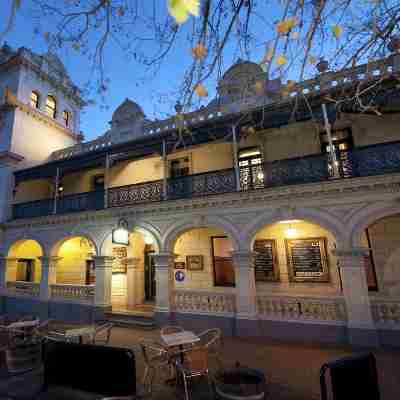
[{"left": 182, "top": 373, "right": 190, "bottom": 400}]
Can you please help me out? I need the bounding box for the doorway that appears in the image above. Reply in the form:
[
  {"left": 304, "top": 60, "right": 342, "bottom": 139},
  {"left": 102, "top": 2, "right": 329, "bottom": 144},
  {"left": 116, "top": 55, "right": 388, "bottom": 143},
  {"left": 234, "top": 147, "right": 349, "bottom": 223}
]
[
  {"left": 144, "top": 246, "right": 156, "bottom": 301},
  {"left": 16, "top": 259, "right": 35, "bottom": 282}
]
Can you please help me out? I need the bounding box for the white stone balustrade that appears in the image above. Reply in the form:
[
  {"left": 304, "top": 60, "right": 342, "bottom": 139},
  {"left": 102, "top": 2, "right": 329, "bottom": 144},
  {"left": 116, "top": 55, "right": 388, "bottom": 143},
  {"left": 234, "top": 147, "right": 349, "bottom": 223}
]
[
  {"left": 257, "top": 295, "right": 347, "bottom": 323},
  {"left": 6, "top": 281, "right": 40, "bottom": 297},
  {"left": 50, "top": 284, "right": 95, "bottom": 304},
  {"left": 172, "top": 290, "right": 236, "bottom": 316},
  {"left": 371, "top": 298, "right": 400, "bottom": 326}
]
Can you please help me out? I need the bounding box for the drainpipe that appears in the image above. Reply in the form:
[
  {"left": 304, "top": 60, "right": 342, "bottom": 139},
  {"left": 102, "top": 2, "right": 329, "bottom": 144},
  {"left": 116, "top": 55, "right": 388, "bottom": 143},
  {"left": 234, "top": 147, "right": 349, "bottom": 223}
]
[{"left": 232, "top": 125, "right": 241, "bottom": 191}]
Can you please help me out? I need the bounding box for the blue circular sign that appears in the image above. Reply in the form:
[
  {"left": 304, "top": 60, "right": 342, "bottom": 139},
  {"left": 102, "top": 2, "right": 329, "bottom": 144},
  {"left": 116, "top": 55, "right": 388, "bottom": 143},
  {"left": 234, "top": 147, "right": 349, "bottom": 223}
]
[{"left": 175, "top": 270, "right": 185, "bottom": 282}]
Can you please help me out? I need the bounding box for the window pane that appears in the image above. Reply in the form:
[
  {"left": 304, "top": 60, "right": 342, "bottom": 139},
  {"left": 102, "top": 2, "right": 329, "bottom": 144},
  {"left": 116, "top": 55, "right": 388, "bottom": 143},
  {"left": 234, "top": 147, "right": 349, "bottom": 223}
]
[
  {"left": 46, "top": 96, "right": 56, "bottom": 118},
  {"left": 30, "top": 91, "right": 39, "bottom": 108}
]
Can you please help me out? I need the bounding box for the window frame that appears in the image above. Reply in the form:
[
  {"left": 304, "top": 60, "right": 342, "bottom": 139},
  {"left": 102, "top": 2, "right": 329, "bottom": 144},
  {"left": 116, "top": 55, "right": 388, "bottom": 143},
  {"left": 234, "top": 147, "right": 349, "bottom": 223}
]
[
  {"left": 30, "top": 91, "right": 40, "bottom": 109},
  {"left": 46, "top": 95, "right": 57, "bottom": 119}
]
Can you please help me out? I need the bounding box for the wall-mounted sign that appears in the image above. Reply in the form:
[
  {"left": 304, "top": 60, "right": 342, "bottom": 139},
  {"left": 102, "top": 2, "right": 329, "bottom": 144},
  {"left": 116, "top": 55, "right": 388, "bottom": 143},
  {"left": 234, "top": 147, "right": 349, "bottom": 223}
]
[
  {"left": 175, "top": 270, "right": 185, "bottom": 282},
  {"left": 112, "top": 246, "right": 128, "bottom": 274},
  {"left": 174, "top": 262, "right": 186, "bottom": 269},
  {"left": 285, "top": 237, "right": 330, "bottom": 283},
  {"left": 186, "top": 255, "right": 204, "bottom": 271},
  {"left": 253, "top": 239, "right": 279, "bottom": 281},
  {"left": 112, "top": 227, "right": 129, "bottom": 246}
]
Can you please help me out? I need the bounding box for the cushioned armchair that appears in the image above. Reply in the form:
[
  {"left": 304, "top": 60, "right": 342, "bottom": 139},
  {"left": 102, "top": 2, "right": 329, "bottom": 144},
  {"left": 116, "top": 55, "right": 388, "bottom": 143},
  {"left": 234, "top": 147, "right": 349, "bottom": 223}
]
[{"left": 35, "top": 341, "right": 137, "bottom": 400}]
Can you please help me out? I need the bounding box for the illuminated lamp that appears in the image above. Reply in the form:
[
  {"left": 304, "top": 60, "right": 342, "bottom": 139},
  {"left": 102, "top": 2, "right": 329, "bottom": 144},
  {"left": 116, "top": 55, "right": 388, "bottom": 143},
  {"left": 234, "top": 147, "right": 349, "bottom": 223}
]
[
  {"left": 144, "top": 235, "right": 154, "bottom": 245},
  {"left": 112, "top": 218, "right": 129, "bottom": 246}
]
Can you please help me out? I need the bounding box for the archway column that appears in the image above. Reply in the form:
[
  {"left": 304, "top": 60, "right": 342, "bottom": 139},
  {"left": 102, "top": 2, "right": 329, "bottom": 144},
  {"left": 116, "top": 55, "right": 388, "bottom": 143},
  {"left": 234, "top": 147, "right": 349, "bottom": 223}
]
[
  {"left": 94, "top": 256, "right": 114, "bottom": 308},
  {"left": 126, "top": 258, "right": 143, "bottom": 307},
  {"left": 5, "top": 258, "right": 19, "bottom": 282},
  {"left": 153, "top": 253, "right": 176, "bottom": 320},
  {"left": 232, "top": 251, "right": 257, "bottom": 321},
  {"left": 333, "top": 248, "right": 379, "bottom": 347},
  {"left": 39, "top": 256, "right": 62, "bottom": 301}
]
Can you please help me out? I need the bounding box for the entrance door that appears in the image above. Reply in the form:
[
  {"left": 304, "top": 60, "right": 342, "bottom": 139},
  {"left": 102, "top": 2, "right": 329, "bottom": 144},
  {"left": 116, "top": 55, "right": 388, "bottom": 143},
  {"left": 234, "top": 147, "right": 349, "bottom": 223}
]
[
  {"left": 17, "top": 259, "right": 35, "bottom": 282},
  {"left": 144, "top": 250, "right": 156, "bottom": 301}
]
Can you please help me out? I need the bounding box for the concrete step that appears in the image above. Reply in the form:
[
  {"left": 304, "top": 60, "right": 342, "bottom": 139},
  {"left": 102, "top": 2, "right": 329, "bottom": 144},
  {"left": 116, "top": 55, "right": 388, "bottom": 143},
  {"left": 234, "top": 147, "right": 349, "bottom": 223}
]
[{"left": 105, "top": 309, "right": 157, "bottom": 329}]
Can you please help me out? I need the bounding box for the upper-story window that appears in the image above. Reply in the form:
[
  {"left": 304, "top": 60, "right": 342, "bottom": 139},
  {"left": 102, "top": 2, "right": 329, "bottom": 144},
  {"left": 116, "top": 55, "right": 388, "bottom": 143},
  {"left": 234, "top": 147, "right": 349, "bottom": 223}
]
[
  {"left": 62, "top": 110, "right": 71, "bottom": 127},
  {"left": 238, "top": 147, "right": 264, "bottom": 190},
  {"left": 170, "top": 156, "right": 190, "bottom": 178},
  {"left": 46, "top": 95, "right": 57, "bottom": 118},
  {"left": 30, "top": 91, "right": 40, "bottom": 109}
]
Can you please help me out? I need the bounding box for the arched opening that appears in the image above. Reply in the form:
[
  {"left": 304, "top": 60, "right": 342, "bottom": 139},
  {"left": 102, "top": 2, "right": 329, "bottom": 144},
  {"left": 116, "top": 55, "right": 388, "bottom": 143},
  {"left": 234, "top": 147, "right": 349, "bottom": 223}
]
[
  {"left": 51, "top": 236, "right": 96, "bottom": 285},
  {"left": 360, "top": 213, "right": 400, "bottom": 296},
  {"left": 7, "top": 240, "right": 43, "bottom": 283},
  {"left": 172, "top": 227, "right": 235, "bottom": 289},
  {"left": 251, "top": 220, "right": 341, "bottom": 295},
  {"left": 102, "top": 229, "right": 159, "bottom": 312}
]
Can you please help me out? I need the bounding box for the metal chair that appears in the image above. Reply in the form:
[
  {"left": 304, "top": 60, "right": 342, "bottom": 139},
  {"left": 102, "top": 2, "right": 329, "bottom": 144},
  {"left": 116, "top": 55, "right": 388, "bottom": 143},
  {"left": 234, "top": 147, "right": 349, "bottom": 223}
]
[
  {"left": 175, "top": 346, "right": 213, "bottom": 400},
  {"left": 160, "top": 325, "right": 185, "bottom": 335},
  {"left": 139, "top": 338, "right": 169, "bottom": 394},
  {"left": 92, "top": 322, "right": 114, "bottom": 345},
  {"left": 196, "top": 328, "right": 223, "bottom": 370},
  {"left": 320, "top": 353, "right": 380, "bottom": 400}
]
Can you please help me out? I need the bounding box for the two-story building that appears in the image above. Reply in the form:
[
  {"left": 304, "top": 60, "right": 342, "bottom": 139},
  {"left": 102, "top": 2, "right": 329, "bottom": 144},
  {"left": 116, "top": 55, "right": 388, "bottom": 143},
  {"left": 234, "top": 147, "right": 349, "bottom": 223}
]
[{"left": 1, "top": 44, "right": 400, "bottom": 347}]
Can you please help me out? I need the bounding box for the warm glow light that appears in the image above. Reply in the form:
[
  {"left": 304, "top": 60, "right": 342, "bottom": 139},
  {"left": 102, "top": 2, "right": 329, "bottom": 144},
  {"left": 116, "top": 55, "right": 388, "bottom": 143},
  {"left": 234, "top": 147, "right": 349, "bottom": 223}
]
[
  {"left": 144, "top": 235, "right": 154, "bottom": 245},
  {"left": 257, "top": 171, "right": 264, "bottom": 180},
  {"left": 285, "top": 227, "right": 297, "bottom": 238},
  {"left": 112, "top": 227, "right": 129, "bottom": 246},
  {"left": 278, "top": 220, "right": 301, "bottom": 224}
]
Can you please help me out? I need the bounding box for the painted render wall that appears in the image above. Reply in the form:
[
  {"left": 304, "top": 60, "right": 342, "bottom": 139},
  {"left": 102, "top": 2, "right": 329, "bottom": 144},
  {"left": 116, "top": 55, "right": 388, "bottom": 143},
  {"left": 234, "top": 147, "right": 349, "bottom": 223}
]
[
  {"left": 14, "top": 178, "right": 52, "bottom": 203},
  {"left": 254, "top": 221, "right": 341, "bottom": 295}
]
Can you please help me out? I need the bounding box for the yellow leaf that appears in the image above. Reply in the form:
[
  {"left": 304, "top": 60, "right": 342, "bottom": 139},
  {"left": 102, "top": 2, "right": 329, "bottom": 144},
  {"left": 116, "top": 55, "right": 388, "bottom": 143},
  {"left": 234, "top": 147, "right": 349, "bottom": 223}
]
[
  {"left": 168, "top": 0, "right": 200, "bottom": 24},
  {"left": 286, "top": 17, "right": 297, "bottom": 30},
  {"left": 191, "top": 43, "right": 207, "bottom": 59},
  {"left": 276, "top": 55, "right": 287, "bottom": 66},
  {"left": 254, "top": 81, "right": 264, "bottom": 95},
  {"left": 309, "top": 56, "right": 317, "bottom": 65},
  {"left": 276, "top": 17, "right": 297, "bottom": 35},
  {"left": 332, "top": 24, "right": 343, "bottom": 38},
  {"left": 194, "top": 84, "right": 208, "bottom": 97}
]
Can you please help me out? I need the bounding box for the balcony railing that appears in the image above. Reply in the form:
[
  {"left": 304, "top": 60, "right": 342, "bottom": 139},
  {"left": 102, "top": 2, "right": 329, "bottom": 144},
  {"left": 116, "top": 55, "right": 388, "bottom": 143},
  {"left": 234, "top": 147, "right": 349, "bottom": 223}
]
[{"left": 12, "top": 140, "right": 400, "bottom": 220}]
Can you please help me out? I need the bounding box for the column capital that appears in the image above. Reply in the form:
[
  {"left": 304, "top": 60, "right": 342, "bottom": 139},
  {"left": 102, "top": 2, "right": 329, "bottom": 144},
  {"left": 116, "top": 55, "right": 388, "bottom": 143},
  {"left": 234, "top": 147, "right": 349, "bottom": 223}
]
[
  {"left": 39, "top": 256, "right": 63, "bottom": 264},
  {"left": 93, "top": 256, "right": 115, "bottom": 268},
  {"left": 231, "top": 251, "right": 256, "bottom": 267},
  {"left": 153, "top": 252, "right": 177, "bottom": 268},
  {"left": 126, "top": 258, "right": 141, "bottom": 269}
]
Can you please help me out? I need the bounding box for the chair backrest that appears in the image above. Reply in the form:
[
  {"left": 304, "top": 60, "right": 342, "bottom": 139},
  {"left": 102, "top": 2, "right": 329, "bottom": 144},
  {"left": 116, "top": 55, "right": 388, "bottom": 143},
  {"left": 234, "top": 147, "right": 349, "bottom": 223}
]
[
  {"left": 139, "top": 339, "right": 166, "bottom": 366},
  {"left": 44, "top": 341, "right": 136, "bottom": 397},
  {"left": 320, "top": 353, "right": 380, "bottom": 400},
  {"left": 160, "top": 325, "right": 184, "bottom": 335},
  {"left": 197, "top": 328, "right": 222, "bottom": 351}
]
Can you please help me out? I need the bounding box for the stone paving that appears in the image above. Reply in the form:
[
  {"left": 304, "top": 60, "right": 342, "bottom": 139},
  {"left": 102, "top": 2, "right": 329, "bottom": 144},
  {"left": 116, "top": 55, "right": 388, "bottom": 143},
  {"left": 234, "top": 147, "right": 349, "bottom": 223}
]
[{"left": 109, "top": 326, "right": 400, "bottom": 400}]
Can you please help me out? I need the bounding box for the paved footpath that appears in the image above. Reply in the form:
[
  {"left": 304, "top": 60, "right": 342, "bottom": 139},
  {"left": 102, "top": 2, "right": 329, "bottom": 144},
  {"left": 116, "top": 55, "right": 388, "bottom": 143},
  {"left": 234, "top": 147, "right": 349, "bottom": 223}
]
[{"left": 109, "top": 326, "right": 400, "bottom": 400}]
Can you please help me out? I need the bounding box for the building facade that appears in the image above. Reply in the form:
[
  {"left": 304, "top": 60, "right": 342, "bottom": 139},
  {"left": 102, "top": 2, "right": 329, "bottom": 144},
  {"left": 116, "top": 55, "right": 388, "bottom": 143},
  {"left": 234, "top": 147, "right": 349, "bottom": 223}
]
[{"left": 1, "top": 45, "right": 400, "bottom": 347}]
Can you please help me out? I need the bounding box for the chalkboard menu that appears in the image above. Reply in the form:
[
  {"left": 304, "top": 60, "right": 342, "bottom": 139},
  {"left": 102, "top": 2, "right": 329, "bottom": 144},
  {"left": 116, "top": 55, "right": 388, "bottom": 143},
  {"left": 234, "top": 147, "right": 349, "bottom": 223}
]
[
  {"left": 285, "top": 238, "right": 329, "bottom": 282},
  {"left": 253, "top": 239, "right": 279, "bottom": 281}
]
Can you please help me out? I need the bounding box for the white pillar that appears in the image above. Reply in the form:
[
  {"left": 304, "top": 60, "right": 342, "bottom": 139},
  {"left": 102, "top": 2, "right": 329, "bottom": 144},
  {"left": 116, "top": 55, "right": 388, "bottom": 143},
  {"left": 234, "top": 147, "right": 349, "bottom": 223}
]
[
  {"left": 126, "top": 258, "right": 143, "bottom": 307},
  {"left": 93, "top": 256, "right": 114, "bottom": 308},
  {"left": 333, "top": 248, "right": 379, "bottom": 346},
  {"left": 231, "top": 251, "right": 257, "bottom": 319},
  {"left": 0, "top": 256, "right": 7, "bottom": 293},
  {"left": 5, "top": 257, "right": 18, "bottom": 282},
  {"left": 153, "top": 253, "right": 176, "bottom": 315},
  {"left": 39, "top": 256, "right": 61, "bottom": 301}
]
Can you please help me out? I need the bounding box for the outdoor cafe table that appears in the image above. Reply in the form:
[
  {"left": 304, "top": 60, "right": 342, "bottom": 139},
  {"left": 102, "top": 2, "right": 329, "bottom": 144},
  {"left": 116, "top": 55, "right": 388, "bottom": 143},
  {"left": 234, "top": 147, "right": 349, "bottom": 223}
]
[
  {"left": 161, "top": 331, "right": 200, "bottom": 363},
  {"left": 45, "top": 322, "right": 96, "bottom": 344}
]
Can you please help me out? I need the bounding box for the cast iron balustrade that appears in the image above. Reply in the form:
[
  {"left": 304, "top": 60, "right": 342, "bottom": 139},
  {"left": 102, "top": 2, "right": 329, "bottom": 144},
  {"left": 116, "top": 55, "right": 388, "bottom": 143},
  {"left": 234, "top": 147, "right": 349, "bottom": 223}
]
[
  {"left": 167, "top": 168, "right": 236, "bottom": 200},
  {"left": 57, "top": 190, "right": 105, "bottom": 214},
  {"left": 108, "top": 179, "right": 163, "bottom": 207},
  {"left": 13, "top": 198, "right": 53, "bottom": 219},
  {"left": 11, "top": 140, "right": 400, "bottom": 220}
]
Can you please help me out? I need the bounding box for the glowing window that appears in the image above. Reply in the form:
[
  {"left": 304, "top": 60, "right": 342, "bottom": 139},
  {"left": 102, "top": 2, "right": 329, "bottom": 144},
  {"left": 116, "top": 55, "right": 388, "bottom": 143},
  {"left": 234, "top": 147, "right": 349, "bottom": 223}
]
[
  {"left": 46, "top": 95, "right": 57, "bottom": 118},
  {"left": 62, "top": 110, "right": 71, "bottom": 127},
  {"left": 30, "top": 91, "right": 39, "bottom": 109}
]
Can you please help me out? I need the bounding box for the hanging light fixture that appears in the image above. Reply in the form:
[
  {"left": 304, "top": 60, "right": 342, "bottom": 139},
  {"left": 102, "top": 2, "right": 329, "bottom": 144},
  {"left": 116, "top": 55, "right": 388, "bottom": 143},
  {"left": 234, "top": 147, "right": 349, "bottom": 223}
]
[{"left": 112, "top": 218, "right": 130, "bottom": 246}]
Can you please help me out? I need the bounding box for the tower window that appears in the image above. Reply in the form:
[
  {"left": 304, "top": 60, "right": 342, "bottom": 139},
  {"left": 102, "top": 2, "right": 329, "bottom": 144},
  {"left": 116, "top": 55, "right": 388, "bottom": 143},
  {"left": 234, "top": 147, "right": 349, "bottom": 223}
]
[
  {"left": 63, "top": 110, "right": 71, "bottom": 127},
  {"left": 46, "top": 95, "right": 57, "bottom": 118},
  {"left": 30, "top": 91, "right": 40, "bottom": 109}
]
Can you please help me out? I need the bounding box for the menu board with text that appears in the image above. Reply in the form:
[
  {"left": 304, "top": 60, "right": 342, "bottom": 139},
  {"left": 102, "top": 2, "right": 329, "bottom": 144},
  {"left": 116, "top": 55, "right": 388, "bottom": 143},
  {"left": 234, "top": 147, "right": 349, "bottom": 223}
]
[
  {"left": 253, "top": 239, "right": 279, "bottom": 281},
  {"left": 285, "top": 238, "right": 329, "bottom": 282}
]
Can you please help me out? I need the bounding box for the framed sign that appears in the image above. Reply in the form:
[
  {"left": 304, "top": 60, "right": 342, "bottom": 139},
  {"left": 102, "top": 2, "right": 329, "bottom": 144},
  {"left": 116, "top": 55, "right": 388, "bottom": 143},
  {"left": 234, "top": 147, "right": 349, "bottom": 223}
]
[
  {"left": 112, "top": 246, "right": 128, "bottom": 274},
  {"left": 175, "top": 270, "right": 185, "bottom": 282},
  {"left": 253, "top": 239, "right": 279, "bottom": 281},
  {"left": 186, "top": 255, "right": 204, "bottom": 271},
  {"left": 285, "top": 237, "right": 330, "bottom": 283},
  {"left": 174, "top": 261, "right": 186, "bottom": 269}
]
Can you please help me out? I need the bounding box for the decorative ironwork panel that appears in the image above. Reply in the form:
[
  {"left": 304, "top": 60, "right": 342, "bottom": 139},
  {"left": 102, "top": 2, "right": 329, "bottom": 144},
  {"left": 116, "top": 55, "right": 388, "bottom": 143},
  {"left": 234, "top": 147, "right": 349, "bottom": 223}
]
[
  {"left": 167, "top": 168, "right": 236, "bottom": 200},
  {"left": 57, "top": 190, "right": 105, "bottom": 214},
  {"left": 266, "top": 154, "right": 330, "bottom": 186},
  {"left": 348, "top": 142, "right": 400, "bottom": 177},
  {"left": 239, "top": 161, "right": 265, "bottom": 190},
  {"left": 13, "top": 199, "right": 54, "bottom": 219},
  {"left": 108, "top": 180, "right": 163, "bottom": 207}
]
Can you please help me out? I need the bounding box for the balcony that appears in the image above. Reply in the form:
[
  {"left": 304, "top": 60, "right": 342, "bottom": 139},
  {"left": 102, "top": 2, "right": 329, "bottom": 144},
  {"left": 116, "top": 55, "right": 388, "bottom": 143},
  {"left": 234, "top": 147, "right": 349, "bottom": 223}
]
[{"left": 12, "top": 140, "right": 400, "bottom": 220}]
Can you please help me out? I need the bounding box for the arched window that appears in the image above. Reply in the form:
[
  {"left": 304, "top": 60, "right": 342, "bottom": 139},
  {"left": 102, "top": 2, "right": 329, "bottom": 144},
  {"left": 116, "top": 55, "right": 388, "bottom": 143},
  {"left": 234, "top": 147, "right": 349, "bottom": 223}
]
[
  {"left": 46, "top": 95, "right": 57, "bottom": 118},
  {"left": 62, "top": 110, "right": 71, "bottom": 127},
  {"left": 30, "top": 91, "right": 40, "bottom": 109}
]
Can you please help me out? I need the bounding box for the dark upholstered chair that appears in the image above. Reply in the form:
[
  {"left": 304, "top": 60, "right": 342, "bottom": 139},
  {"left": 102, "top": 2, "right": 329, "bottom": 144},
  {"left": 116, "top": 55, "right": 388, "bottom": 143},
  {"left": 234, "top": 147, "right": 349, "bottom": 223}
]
[
  {"left": 35, "top": 341, "right": 137, "bottom": 400},
  {"left": 320, "top": 353, "right": 380, "bottom": 400}
]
